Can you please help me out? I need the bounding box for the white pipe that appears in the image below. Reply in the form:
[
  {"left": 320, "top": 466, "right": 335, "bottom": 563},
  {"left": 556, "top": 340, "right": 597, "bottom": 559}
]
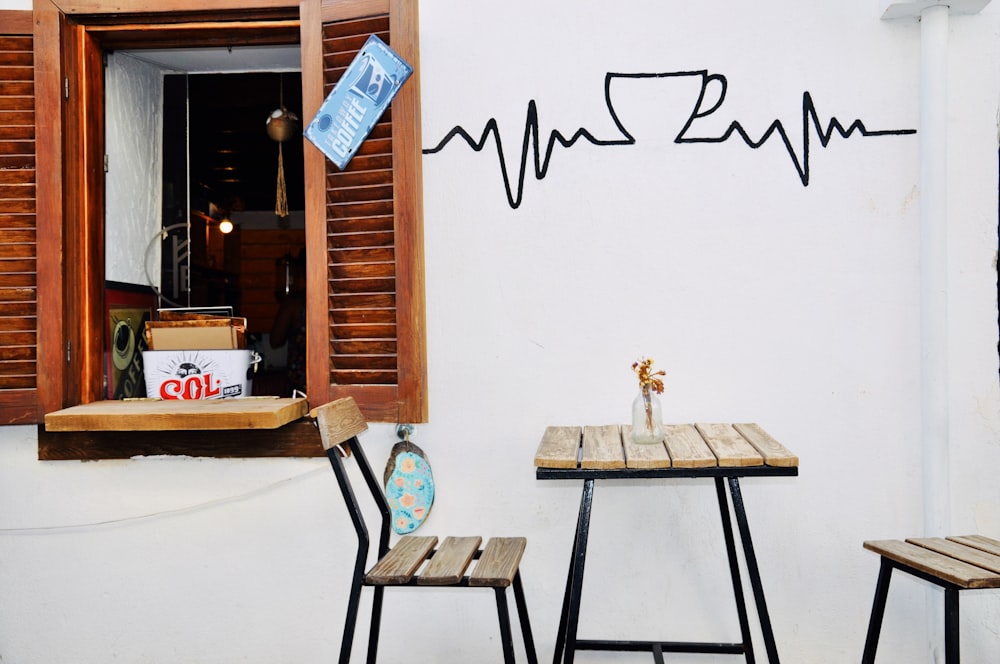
[
  {"left": 919, "top": 2, "right": 950, "bottom": 540},
  {"left": 919, "top": 8, "right": 950, "bottom": 661}
]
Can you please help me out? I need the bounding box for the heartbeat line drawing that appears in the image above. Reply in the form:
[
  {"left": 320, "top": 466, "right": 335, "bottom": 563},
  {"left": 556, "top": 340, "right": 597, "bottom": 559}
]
[{"left": 422, "top": 70, "right": 917, "bottom": 210}]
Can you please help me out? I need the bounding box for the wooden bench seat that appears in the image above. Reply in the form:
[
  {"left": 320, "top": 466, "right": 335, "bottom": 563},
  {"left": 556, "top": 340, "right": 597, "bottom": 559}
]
[
  {"left": 364, "top": 535, "right": 527, "bottom": 588},
  {"left": 864, "top": 536, "right": 1000, "bottom": 589},
  {"left": 862, "top": 534, "right": 1000, "bottom": 663}
]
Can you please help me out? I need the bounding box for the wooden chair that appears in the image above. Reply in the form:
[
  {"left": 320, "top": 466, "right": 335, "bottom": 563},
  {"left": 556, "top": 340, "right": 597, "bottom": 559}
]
[
  {"left": 311, "top": 397, "right": 538, "bottom": 664},
  {"left": 862, "top": 535, "right": 1000, "bottom": 663}
]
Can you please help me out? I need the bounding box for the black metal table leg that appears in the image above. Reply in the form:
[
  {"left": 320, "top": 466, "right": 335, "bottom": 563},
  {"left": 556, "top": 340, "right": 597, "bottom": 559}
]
[
  {"left": 944, "top": 587, "right": 960, "bottom": 664},
  {"left": 554, "top": 479, "right": 595, "bottom": 664},
  {"left": 715, "top": 477, "right": 756, "bottom": 664},
  {"left": 551, "top": 527, "right": 576, "bottom": 664},
  {"left": 728, "top": 477, "right": 781, "bottom": 664}
]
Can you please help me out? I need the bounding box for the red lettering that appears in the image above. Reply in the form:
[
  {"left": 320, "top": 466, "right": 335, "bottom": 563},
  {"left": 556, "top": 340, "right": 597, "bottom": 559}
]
[
  {"left": 202, "top": 374, "right": 221, "bottom": 398},
  {"left": 182, "top": 377, "right": 202, "bottom": 399},
  {"left": 158, "top": 373, "right": 222, "bottom": 400}
]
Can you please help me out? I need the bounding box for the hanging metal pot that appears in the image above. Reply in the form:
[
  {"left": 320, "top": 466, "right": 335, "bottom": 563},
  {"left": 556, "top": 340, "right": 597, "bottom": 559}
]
[{"left": 266, "top": 107, "right": 299, "bottom": 143}]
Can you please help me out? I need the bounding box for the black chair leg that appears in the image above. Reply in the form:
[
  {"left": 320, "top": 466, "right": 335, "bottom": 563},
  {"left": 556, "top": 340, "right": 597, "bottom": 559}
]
[
  {"left": 512, "top": 571, "right": 539, "bottom": 664},
  {"left": 944, "top": 587, "right": 960, "bottom": 664},
  {"left": 495, "top": 587, "right": 517, "bottom": 664},
  {"left": 861, "top": 559, "right": 894, "bottom": 664},
  {"left": 340, "top": 578, "right": 365, "bottom": 664},
  {"left": 366, "top": 585, "right": 385, "bottom": 664}
]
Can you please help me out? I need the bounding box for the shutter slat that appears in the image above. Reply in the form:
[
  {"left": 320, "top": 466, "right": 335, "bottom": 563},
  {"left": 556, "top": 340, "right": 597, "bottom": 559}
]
[
  {"left": 331, "top": 293, "right": 395, "bottom": 309},
  {"left": 0, "top": 316, "right": 36, "bottom": 331},
  {"left": 330, "top": 230, "right": 393, "bottom": 249},
  {"left": 327, "top": 183, "right": 393, "bottom": 204},
  {"left": 0, "top": 243, "right": 36, "bottom": 257},
  {"left": 333, "top": 339, "right": 396, "bottom": 354},
  {"left": 328, "top": 200, "right": 393, "bottom": 218},
  {"left": 0, "top": 82, "right": 32, "bottom": 96},
  {"left": 0, "top": 140, "right": 35, "bottom": 155},
  {"left": 0, "top": 155, "right": 33, "bottom": 168},
  {"left": 330, "top": 307, "right": 395, "bottom": 324},
  {"left": 0, "top": 301, "right": 36, "bottom": 316},
  {"left": 331, "top": 354, "right": 396, "bottom": 370},
  {"left": 0, "top": 344, "right": 34, "bottom": 360},
  {"left": 331, "top": 369, "right": 396, "bottom": 384},
  {"left": 327, "top": 215, "right": 394, "bottom": 232},
  {"left": 0, "top": 98, "right": 32, "bottom": 112}
]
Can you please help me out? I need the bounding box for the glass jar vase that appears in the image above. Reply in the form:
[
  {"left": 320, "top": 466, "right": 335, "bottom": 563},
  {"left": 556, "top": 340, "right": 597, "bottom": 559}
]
[{"left": 631, "top": 385, "right": 664, "bottom": 444}]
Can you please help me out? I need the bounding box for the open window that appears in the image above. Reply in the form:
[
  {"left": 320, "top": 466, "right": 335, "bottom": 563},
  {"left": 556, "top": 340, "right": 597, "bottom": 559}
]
[{"left": 27, "top": 0, "right": 426, "bottom": 458}]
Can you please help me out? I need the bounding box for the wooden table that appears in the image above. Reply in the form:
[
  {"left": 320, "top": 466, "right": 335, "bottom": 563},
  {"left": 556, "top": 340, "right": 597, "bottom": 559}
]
[{"left": 535, "top": 423, "right": 798, "bottom": 664}]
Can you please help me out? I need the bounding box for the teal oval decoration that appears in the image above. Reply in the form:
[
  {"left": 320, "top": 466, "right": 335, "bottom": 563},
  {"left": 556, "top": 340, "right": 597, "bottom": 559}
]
[{"left": 384, "top": 441, "right": 435, "bottom": 534}]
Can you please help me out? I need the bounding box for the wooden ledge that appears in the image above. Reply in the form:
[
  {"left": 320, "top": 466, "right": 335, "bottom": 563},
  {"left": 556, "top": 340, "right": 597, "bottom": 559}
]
[
  {"left": 39, "top": 398, "right": 320, "bottom": 459},
  {"left": 44, "top": 397, "right": 308, "bottom": 432}
]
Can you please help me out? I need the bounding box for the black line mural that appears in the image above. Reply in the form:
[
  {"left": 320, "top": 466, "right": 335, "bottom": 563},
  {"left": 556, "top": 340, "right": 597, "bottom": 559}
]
[{"left": 422, "top": 70, "right": 918, "bottom": 210}]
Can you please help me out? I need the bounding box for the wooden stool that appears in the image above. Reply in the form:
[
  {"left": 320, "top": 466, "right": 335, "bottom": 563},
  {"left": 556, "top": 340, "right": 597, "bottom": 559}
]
[
  {"left": 862, "top": 535, "right": 1000, "bottom": 663},
  {"left": 311, "top": 397, "right": 538, "bottom": 664}
]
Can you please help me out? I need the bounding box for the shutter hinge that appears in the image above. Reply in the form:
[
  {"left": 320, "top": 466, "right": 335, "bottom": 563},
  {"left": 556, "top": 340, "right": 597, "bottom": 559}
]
[
  {"left": 64, "top": 77, "right": 69, "bottom": 100},
  {"left": 66, "top": 340, "right": 71, "bottom": 364},
  {"left": 104, "top": 154, "right": 109, "bottom": 173}
]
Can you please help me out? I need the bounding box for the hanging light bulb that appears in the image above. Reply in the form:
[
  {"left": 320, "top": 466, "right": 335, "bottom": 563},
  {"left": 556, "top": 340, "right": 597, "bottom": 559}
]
[{"left": 218, "top": 217, "right": 234, "bottom": 234}]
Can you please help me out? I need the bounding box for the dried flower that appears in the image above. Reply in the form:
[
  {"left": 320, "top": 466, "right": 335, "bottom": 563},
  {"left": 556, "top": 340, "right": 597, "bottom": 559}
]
[{"left": 632, "top": 357, "right": 665, "bottom": 394}]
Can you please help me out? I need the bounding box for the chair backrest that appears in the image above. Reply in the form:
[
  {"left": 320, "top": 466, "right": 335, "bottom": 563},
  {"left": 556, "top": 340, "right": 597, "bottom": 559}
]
[
  {"left": 311, "top": 397, "right": 392, "bottom": 562},
  {"left": 312, "top": 396, "right": 369, "bottom": 453}
]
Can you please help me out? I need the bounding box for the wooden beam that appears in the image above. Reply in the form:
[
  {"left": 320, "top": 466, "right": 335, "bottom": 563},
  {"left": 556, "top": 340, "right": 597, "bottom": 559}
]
[
  {"left": 389, "top": 0, "right": 426, "bottom": 422},
  {"left": 33, "top": 0, "right": 67, "bottom": 417},
  {"left": 50, "top": 0, "right": 295, "bottom": 14},
  {"left": 38, "top": 419, "right": 324, "bottom": 459}
]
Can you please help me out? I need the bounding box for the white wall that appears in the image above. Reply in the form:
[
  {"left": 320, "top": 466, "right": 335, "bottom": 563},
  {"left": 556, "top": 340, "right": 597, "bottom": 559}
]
[{"left": 2, "top": 1, "right": 999, "bottom": 662}]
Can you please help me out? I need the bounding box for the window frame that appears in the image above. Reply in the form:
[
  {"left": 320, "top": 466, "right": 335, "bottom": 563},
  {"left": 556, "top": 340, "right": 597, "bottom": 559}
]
[{"left": 32, "top": 0, "right": 426, "bottom": 459}]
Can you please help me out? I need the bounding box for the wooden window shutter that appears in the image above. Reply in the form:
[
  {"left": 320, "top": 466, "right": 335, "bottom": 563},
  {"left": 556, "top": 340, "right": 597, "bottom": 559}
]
[
  {"left": 0, "top": 12, "right": 40, "bottom": 424},
  {"left": 302, "top": 0, "right": 426, "bottom": 423}
]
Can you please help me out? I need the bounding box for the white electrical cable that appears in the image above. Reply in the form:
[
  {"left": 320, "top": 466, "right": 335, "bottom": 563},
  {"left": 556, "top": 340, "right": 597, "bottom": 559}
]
[{"left": 0, "top": 467, "right": 326, "bottom": 535}]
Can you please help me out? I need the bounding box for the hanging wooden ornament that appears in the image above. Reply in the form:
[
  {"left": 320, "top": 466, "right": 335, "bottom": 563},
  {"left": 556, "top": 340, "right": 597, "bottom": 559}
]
[{"left": 383, "top": 425, "right": 435, "bottom": 534}]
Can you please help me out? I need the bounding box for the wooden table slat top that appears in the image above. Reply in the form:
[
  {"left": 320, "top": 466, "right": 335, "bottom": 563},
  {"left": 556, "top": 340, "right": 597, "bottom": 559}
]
[
  {"left": 535, "top": 423, "right": 797, "bottom": 471},
  {"left": 696, "top": 423, "right": 764, "bottom": 467},
  {"left": 733, "top": 422, "right": 800, "bottom": 467},
  {"left": 581, "top": 425, "right": 626, "bottom": 470},
  {"left": 535, "top": 426, "right": 583, "bottom": 469},
  {"left": 622, "top": 424, "right": 672, "bottom": 469}
]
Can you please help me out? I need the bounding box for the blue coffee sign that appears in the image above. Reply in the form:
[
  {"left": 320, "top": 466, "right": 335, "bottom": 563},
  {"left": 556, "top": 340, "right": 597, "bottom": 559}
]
[{"left": 304, "top": 34, "right": 412, "bottom": 170}]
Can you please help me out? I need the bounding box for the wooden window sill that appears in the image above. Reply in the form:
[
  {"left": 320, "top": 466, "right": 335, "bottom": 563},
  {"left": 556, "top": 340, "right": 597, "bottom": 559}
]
[{"left": 38, "top": 398, "right": 325, "bottom": 459}]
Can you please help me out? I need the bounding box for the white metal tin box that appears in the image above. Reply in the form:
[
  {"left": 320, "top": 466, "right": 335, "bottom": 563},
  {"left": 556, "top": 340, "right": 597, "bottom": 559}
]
[{"left": 141, "top": 349, "right": 259, "bottom": 400}]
